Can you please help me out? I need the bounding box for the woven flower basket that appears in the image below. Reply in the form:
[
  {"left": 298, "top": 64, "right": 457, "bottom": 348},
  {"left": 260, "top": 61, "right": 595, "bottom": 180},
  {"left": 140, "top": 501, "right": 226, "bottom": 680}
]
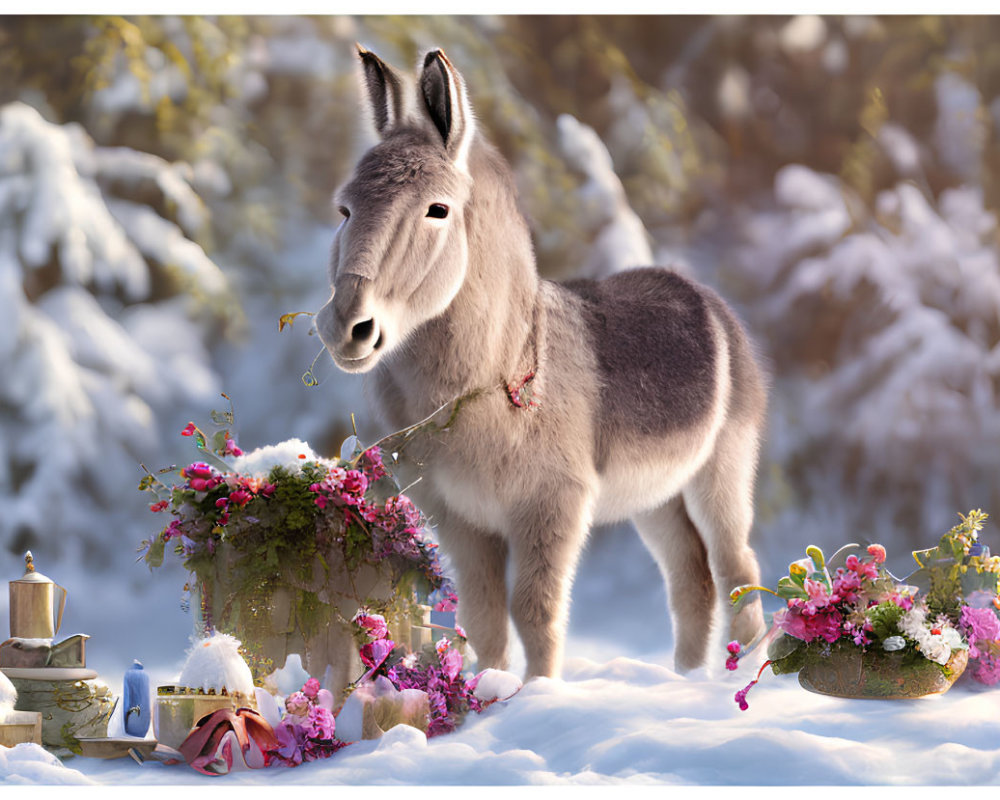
[{"left": 797, "top": 642, "right": 968, "bottom": 699}]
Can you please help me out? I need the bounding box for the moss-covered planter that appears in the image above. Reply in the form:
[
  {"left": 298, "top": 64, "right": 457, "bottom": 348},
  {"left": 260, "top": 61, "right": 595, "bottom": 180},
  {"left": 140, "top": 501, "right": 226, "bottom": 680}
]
[
  {"left": 795, "top": 640, "right": 968, "bottom": 699},
  {"left": 196, "top": 540, "right": 422, "bottom": 696}
]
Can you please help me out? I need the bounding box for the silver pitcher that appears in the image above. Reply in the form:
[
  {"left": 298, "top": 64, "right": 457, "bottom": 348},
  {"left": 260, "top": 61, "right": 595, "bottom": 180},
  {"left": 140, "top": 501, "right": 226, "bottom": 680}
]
[{"left": 9, "top": 552, "right": 67, "bottom": 640}]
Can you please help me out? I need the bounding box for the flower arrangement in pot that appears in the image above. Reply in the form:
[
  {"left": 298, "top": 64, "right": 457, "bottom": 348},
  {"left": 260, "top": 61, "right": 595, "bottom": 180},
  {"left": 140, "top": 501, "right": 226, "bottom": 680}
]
[
  {"left": 729, "top": 510, "right": 1000, "bottom": 708},
  {"left": 139, "top": 401, "right": 447, "bottom": 695}
]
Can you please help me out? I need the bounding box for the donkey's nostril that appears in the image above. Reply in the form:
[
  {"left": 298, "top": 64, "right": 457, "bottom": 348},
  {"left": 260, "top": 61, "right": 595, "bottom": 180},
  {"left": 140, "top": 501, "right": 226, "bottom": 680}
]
[{"left": 351, "top": 318, "right": 375, "bottom": 343}]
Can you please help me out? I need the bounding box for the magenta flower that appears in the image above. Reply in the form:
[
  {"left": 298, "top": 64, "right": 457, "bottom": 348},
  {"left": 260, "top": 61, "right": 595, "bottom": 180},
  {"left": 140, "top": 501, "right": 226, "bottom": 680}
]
[
  {"left": 725, "top": 640, "right": 741, "bottom": 670},
  {"left": 439, "top": 648, "right": 463, "bottom": 682},
  {"left": 304, "top": 705, "right": 335, "bottom": 740},
  {"left": 162, "top": 520, "right": 183, "bottom": 541},
  {"left": 845, "top": 554, "right": 879, "bottom": 581},
  {"left": 341, "top": 470, "right": 368, "bottom": 497},
  {"left": 229, "top": 489, "right": 252, "bottom": 507},
  {"left": 302, "top": 678, "right": 321, "bottom": 700},
  {"left": 360, "top": 638, "right": 395, "bottom": 671},
  {"left": 832, "top": 570, "right": 861, "bottom": 603},
  {"left": 434, "top": 591, "right": 459, "bottom": 612},
  {"left": 775, "top": 604, "right": 843, "bottom": 643},
  {"left": 354, "top": 613, "right": 389, "bottom": 640}
]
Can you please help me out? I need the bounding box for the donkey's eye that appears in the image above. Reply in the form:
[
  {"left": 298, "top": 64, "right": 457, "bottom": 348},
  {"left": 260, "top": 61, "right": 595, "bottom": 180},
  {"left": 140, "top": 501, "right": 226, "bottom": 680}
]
[
  {"left": 426, "top": 203, "right": 449, "bottom": 219},
  {"left": 338, "top": 206, "right": 351, "bottom": 219}
]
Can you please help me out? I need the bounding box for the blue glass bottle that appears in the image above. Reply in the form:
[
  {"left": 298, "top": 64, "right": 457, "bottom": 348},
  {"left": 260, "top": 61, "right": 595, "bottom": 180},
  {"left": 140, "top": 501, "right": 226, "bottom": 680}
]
[{"left": 123, "top": 660, "right": 151, "bottom": 737}]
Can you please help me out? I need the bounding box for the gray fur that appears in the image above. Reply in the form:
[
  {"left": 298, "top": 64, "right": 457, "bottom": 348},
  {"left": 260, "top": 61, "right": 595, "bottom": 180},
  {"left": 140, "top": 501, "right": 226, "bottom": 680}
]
[{"left": 317, "top": 49, "right": 767, "bottom": 679}]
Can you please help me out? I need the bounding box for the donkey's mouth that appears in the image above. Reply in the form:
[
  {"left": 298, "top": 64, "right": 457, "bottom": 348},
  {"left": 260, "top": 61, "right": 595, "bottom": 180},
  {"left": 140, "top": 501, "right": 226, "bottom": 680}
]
[{"left": 332, "top": 341, "right": 384, "bottom": 374}]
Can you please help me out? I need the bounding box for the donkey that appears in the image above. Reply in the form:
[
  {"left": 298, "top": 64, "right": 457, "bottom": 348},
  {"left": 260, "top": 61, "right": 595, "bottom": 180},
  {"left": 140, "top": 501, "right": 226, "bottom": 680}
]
[{"left": 317, "top": 47, "right": 767, "bottom": 679}]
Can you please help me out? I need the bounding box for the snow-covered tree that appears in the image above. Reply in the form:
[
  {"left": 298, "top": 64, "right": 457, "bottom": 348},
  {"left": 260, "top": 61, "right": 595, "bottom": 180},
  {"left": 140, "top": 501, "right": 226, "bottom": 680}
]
[{"left": 0, "top": 102, "right": 227, "bottom": 560}]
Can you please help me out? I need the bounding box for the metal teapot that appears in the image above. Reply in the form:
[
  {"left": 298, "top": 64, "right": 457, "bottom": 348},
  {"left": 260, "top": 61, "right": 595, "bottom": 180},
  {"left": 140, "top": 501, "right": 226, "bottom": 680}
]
[{"left": 9, "top": 552, "right": 67, "bottom": 640}]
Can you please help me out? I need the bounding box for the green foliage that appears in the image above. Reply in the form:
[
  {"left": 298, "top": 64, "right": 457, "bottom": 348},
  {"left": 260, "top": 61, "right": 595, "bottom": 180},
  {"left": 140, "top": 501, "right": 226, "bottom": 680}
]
[{"left": 866, "top": 602, "right": 905, "bottom": 642}]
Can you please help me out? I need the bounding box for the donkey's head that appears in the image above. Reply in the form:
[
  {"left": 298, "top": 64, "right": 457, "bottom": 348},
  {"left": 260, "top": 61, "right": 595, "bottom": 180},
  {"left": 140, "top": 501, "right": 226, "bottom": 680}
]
[{"left": 317, "top": 47, "right": 478, "bottom": 373}]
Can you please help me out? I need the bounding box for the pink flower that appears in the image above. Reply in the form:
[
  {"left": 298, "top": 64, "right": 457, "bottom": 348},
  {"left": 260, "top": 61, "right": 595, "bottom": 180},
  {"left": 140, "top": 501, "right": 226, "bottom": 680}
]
[
  {"left": 223, "top": 438, "right": 243, "bottom": 457},
  {"left": 359, "top": 639, "right": 395, "bottom": 671},
  {"left": 867, "top": 544, "right": 887, "bottom": 564},
  {"left": 302, "top": 678, "right": 321, "bottom": 699},
  {"left": 341, "top": 470, "right": 368, "bottom": 497},
  {"left": 845, "top": 554, "right": 879, "bottom": 581},
  {"left": 832, "top": 570, "right": 862, "bottom": 603},
  {"left": 803, "top": 578, "right": 836, "bottom": 612},
  {"left": 181, "top": 422, "right": 197, "bottom": 437},
  {"left": 434, "top": 591, "right": 459, "bottom": 612},
  {"left": 229, "top": 489, "right": 252, "bottom": 507},
  {"left": 439, "top": 648, "right": 463, "bottom": 682},
  {"left": 304, "top": 705, "right": 335, "bottom": 740},
  {"left": 775, "top": 604, "right": 843, "bottom": 643},
  {"left": 162, "top": 520, "right": 183, "bottom": 541},
  {"left": 725, "top": 640, "right": 741, "bottom": 670},
  {"left": 354, "top": 613, "right": 389, "bottom": 640}
]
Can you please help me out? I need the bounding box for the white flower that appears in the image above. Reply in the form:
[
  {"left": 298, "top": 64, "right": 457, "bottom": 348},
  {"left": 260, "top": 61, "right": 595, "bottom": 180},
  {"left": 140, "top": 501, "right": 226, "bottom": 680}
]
[
  {"left": 922, "top": 637, "right": 952, "bottom": 665},
  {"left": 940, "top": 626, "right": 967, "bottom": 651},
  {"left": 882, "top": 635, "right": 906, "bottom": 651}
]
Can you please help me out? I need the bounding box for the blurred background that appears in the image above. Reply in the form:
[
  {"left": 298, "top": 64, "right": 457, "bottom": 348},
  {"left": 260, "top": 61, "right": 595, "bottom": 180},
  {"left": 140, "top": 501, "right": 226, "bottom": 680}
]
[{"left": 2, "top": 14, "right": 999, "bottom": 676}]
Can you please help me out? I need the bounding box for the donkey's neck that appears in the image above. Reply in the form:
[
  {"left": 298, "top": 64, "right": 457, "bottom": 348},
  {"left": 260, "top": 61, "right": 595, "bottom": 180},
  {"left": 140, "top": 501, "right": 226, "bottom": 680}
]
[{"left": 390, "top": 140, "right": 541, "bottom": 411}]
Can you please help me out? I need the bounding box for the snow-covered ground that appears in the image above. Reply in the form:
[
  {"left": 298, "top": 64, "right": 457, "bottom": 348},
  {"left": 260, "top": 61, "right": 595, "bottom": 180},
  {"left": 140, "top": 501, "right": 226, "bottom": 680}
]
[
  {"left": 6, "top": 649, "right": 1000, "bottom": 785},
  {"left": 4, "top": 521, "right": 1000, "bottom": 786}
]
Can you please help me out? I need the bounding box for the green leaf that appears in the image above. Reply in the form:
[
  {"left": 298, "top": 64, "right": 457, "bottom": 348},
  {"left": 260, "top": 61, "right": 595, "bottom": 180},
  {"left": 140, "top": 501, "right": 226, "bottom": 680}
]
[
  {"left": 145, "top": 535, "right": 166, "bottom": 569},
  {"left": 767, "top": 633, "right": 804, "bottom": 662},
  {"left": 776, "top": 577, "right": 809, "bottom": 600}
]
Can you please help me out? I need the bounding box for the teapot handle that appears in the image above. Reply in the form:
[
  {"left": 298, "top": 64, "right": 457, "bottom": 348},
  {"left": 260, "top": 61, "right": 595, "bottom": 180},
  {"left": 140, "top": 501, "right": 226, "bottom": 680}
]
[{"left": 54, "top": 583, "right": 67, "bottom": 637}]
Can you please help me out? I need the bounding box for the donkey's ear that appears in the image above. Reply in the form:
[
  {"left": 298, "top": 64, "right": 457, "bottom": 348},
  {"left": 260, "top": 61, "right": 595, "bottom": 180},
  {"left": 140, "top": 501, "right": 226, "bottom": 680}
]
[
  {"left": 419, "top": 49, "right": 476, "bottom": 170},
  {"left": 357, "top": 44, "right": 406, "bottom": 136}
]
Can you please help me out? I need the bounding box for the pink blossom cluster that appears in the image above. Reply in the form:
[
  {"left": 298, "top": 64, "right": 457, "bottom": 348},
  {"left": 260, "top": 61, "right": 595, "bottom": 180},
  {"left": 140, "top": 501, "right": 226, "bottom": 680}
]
[
  {"left": 309, "top": 458, "right": 434, "bottom": 567},
  {"left": 268, "top": 677, "right": 344, "bottom": 766},
  {"left": 772, "top": 547, "right": 893, "bottom": 647},
  {"left": 959, "top": 605, "right": 1000, "bottom": 685},
  {"left": 354, "top": 612, "right": 482, "bottom": 737}
]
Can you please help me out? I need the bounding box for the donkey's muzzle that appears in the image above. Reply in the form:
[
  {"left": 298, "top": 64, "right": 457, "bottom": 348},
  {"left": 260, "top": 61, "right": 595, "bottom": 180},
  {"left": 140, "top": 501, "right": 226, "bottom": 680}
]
[{"left": 317, "top": 275, "right": 384, "bottom": 373}]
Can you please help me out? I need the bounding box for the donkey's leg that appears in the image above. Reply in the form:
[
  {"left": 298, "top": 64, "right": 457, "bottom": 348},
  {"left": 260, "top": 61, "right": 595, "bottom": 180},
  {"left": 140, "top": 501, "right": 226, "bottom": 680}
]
[
  {"left": 435, "top": 521, "right": 511, "bottom": 670},
  {"left": 682, "top": 420, "right": 766, "bottom": 648},
  {"left": 633, "top": 495, "right": 716, "bottom": 672},
  {"left": 509, "top": 488, "right": 593, "bottom": 680}
]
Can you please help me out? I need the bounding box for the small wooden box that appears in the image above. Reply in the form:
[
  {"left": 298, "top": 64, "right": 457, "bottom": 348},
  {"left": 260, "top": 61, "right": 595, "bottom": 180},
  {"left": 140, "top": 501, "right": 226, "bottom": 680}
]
[{"left": 0, "top": 710, "right": 43, "bottom": 747}]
